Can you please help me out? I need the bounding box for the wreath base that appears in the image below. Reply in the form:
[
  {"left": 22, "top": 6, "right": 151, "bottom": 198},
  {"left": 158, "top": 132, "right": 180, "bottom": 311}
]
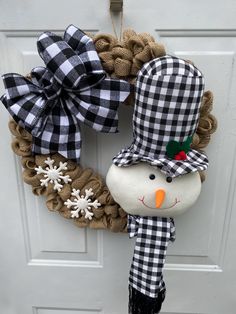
[{"left": 6, "top": 29, "right": 217, "bottom": 233}]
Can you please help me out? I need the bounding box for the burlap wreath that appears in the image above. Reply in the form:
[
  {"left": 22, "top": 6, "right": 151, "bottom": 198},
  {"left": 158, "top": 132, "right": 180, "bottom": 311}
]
[{"left": 8, "top": 29, "right": 217, "bottom": 232}]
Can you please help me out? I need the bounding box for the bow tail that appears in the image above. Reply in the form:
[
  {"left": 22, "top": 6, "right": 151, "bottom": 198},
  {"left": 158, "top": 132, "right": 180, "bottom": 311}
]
[
  {"left": 32, "top": 98, "right": 82, "bottom": 162},
  {"left": 68, "top": 78, "right": 131, "bottom": 132}
]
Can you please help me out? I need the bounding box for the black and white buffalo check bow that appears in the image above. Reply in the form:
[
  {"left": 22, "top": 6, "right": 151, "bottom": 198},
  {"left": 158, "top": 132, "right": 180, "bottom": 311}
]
[
  {"left": 128, "top": 215, "right": 175, "bottom": 313},
  {"left": 113, "top": 55, "right": 208, "bottom": 178},
  {"left": 1, "top": 25, "right": 131, "bottom": 162}
]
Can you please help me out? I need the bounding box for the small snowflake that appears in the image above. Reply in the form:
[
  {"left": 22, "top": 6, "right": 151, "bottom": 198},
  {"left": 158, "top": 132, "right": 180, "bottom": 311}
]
[
  {"left": 64, "top": 188, "right": 101, "bottom": 220},
  {"left": 35, "top": 157, "right": 72, "bottom": 192}
]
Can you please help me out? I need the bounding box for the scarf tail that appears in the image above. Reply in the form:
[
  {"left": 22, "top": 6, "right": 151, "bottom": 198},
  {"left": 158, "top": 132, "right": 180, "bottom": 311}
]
[{"left": 128, "top": 285, "right": 165, "bottom": 314}]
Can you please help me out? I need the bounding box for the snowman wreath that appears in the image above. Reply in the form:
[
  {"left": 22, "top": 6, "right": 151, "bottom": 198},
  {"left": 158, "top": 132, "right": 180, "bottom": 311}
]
[{"left": 2, "top": 25, "right": 217, "bottom": 313}]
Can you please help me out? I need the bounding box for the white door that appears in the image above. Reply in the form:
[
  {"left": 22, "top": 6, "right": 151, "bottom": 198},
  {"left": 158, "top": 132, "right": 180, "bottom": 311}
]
[{"left": 0, "top": 1, "right": 236, "bottom": 313}]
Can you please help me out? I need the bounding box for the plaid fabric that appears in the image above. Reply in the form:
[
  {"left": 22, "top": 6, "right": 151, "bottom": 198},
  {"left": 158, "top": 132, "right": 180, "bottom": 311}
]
[
  {"left": 128, "top": 215, "right": 175, "bottom": 298},
  {"left": 1, "top": 25, "right": 130, "bottom": 162},
  {"left": 113, "top": 55, "right": 208, "bottom": 177}
]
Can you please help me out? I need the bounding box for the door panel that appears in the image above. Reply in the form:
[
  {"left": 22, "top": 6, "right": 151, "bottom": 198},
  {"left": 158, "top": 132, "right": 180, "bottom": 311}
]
[{"left": 0, "top": 1, "right": 235, "bottom": 314}]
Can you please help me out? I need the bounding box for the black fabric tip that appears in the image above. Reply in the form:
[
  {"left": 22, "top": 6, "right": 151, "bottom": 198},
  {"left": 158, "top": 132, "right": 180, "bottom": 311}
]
[{"left": 128, "top": 285, "right": 165, "bottom": 314}]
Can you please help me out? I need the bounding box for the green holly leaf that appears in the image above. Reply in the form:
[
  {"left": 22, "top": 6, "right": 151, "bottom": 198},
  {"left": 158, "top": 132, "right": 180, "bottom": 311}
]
[
  {"left": 181, "top": 136, "right": 192, "bottom": 153},
  {"left": 166, "top": 140, "right": 181, "bottom": 159}
]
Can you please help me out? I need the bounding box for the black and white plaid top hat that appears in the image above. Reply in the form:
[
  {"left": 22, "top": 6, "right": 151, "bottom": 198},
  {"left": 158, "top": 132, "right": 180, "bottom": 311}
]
[{"left": 113, "top": 55, "right": 209, "bottom": 178}]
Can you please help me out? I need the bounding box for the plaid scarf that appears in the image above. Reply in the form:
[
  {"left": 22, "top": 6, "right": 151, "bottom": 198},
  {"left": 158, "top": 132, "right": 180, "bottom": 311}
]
[
  {"left": 128, "top": 215, "right": 175, "bottom": 313},
  {"left": 1, "top": 25, "right": 130, "bottom": 162}
]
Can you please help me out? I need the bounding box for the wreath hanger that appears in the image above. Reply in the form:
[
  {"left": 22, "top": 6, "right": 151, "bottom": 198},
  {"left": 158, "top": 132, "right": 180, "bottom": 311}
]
[{"left": 110, "top": 0, "right": 123, "bottom": 12}]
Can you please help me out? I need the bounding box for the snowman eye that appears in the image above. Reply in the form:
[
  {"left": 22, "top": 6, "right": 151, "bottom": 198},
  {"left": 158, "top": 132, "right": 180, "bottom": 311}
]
[
  {"left": 149, "top": 174, "right": 156, "bottom": 180},
  {"left": 166, "top": 176, "right": 173, "bottom": 183}
]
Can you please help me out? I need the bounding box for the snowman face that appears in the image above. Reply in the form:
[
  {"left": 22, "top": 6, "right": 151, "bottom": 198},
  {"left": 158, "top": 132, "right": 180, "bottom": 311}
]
[{"left": 106, "top": 163, "right": 201, "bottom": 217}]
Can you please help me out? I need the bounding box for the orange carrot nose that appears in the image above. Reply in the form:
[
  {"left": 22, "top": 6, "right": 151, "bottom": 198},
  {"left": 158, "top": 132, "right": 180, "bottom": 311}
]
[{"left": 155, "top": 189, "right": 166, "bottom": 208}]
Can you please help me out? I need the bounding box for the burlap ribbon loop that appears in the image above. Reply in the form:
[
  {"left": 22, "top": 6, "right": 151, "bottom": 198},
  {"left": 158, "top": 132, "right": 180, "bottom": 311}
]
[{"left": 93, "top": 29, "right": 166, "bottom": 81}]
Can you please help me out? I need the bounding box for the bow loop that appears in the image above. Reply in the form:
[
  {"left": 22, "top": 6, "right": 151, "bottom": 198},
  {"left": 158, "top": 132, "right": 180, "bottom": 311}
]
[
  {"left": 37, "top": 25, "right": 106, "bottom": 91},
  {"left": 64, "top": 25, "right": 106, "bottom": 89},
  {"left": 37, "top": 32, "right": 87, "bottom": 90}
]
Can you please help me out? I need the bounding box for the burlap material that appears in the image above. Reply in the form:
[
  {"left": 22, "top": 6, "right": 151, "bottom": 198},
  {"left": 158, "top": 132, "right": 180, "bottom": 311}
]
[
  {"left": 93, "top": 29, "right": 166, "bottom": 83},
  {"left": 14, "top": 145, "right": 128, "bottom": 232},
  {"left": 6, "top": 29, "right": 217, "bottom": 232}
]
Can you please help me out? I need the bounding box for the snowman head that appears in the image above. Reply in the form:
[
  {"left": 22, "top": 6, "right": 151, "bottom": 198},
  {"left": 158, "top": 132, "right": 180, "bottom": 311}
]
[{"left": 106, "top": 163, "right": 201, "bottom": 217}]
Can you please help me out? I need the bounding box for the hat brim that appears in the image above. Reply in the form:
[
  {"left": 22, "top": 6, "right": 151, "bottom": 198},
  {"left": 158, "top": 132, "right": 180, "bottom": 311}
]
[{"left": 112, "top": 148, "right": 208, "bottom": 178}]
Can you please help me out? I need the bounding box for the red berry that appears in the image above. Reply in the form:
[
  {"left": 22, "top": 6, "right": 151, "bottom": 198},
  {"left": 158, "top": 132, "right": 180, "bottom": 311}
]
[
  {"left": 174, "top": 154, "right": 181, "bottom": 160},
  {"left": 179, "top": 151, "right": 187, "bottom": 160}
]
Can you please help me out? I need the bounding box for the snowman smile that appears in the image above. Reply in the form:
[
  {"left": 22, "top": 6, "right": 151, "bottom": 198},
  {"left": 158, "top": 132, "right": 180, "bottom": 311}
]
[{"left": 138, "top": 196, "right": 180, "bottom": 210}]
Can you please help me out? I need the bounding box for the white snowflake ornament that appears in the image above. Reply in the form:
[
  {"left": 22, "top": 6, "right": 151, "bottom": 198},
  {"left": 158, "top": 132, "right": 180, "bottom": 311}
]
[
  {"left": 65, "top": 188, "right": 101, "bottom": 220},
  {"left": 35, "top": 157, "right": 72, "bottom": 192}
]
